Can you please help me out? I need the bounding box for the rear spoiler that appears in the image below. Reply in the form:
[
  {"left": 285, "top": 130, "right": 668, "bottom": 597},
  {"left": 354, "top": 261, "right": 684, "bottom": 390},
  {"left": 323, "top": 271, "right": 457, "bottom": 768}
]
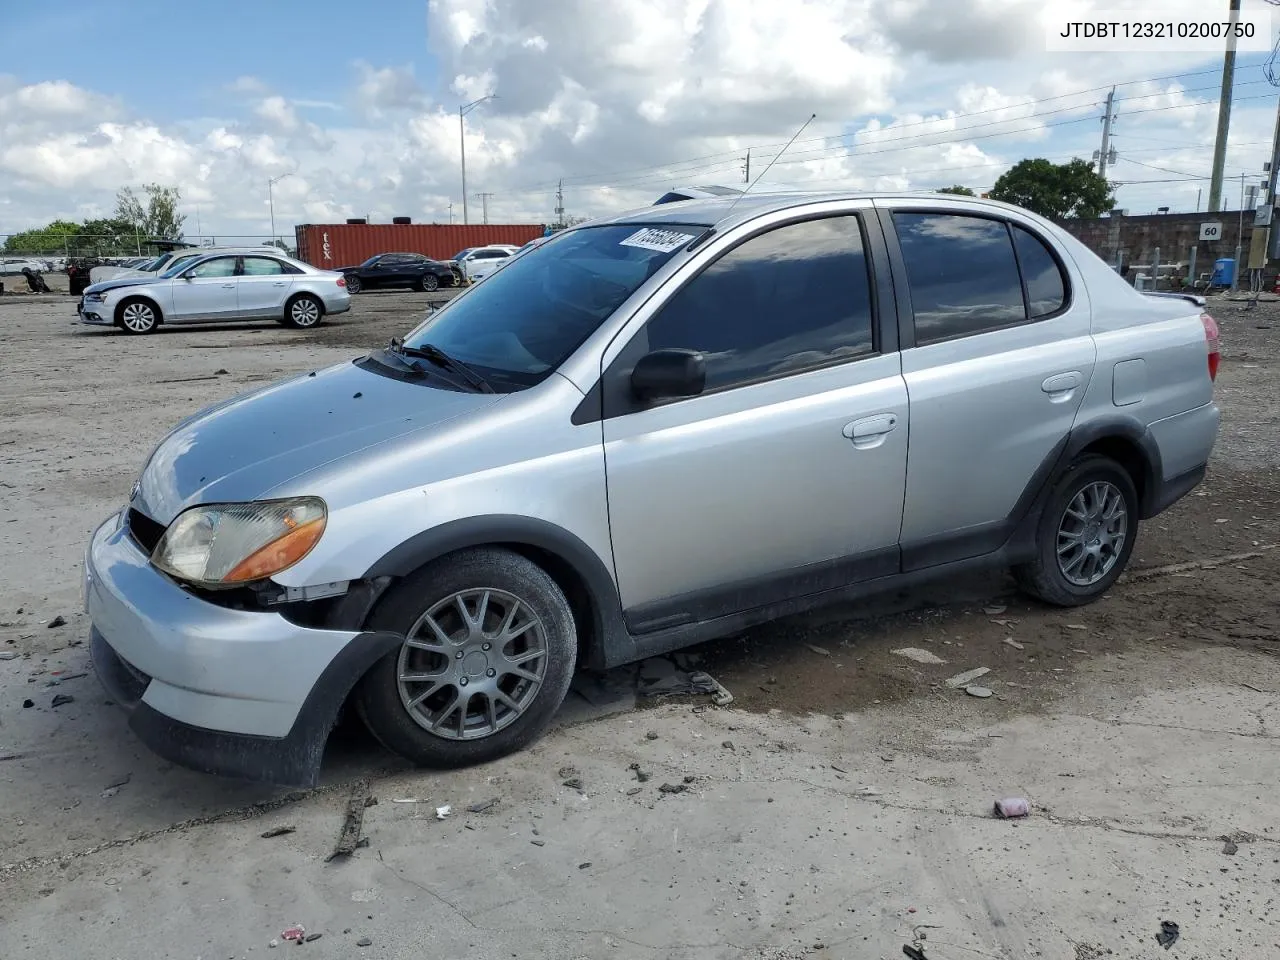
[{"left": 1142, "top": 291, "right": 1206, "bottom": 309}]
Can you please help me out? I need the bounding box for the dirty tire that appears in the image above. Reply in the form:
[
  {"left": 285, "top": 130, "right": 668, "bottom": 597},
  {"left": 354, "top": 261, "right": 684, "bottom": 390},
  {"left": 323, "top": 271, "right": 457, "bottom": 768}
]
[
  {"left": 1013, "top": 454, "right": 1140, "bottom": 607},
  {"left": 283, "top": 294, "right": 323, "bottom": 329},
  {"left": 354, "top": 547, "right": 578, "bottom": 768},
  {"left": 116, "top": 297, "right": 160, "bottom": 334},
  {"left": 344, "top": 274, "right": 361, "bottom": 294}
]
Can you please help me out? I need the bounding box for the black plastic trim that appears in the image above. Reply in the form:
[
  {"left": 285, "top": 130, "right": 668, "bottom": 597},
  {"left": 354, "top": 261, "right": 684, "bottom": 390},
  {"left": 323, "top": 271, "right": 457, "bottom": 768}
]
[
  {"left": 1146, "top": 463, "right": 1206, "bottom": 518},
  {"left": 362, "top": 516, "right": 629, "bottom": 670},
  {"left": 1061, "top": 415, "right": 1164, "bottom": 516},
  {"left": 626, "top": 547, "right": 899, "bottom": 635},
  {"left": 113, "top": 629, "right": 403, "bottom": 787},
  {"left": 874, "top": 206, "right": 915, "bottom": 351}
]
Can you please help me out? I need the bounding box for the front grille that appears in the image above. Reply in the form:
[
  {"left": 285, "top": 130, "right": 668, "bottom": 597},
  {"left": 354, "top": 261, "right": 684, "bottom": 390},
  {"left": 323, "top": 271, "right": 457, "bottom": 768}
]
[{"left": 126, "top": 508, "right": 166, "bottom": 554}]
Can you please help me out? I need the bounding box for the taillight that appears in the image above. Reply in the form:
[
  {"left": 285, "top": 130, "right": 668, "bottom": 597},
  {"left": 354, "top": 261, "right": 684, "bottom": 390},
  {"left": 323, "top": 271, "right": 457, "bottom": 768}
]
[
  {"left": 336, "top": 276, "right": 346, "bottom": 287},
  {"left": 1200, "top": 312, "right": 1220, "bottom": 382}
]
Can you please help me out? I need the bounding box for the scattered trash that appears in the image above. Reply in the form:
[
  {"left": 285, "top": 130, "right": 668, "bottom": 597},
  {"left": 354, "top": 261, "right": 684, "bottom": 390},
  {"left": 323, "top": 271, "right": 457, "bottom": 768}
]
[
  {"left": 1222, "top": 839, "right": 1239, "bottom": 856},
  {"left": 261, "top": 825, "right": 296, "bottom": 839},
  {"left": 325, "top": 780, "right": 373, "bottom": 862},
  {"left": 558, "top": 765, "right": 578, "bottom": 779},
  {"left": 637, "top": 659, "right": 733, "bottom": 705},
  {"left": 562, "top": 777, "right": 583, "bottom": 791},
  {"left": 629, "top": 762, "right": 651, "bottom": 783},
  {"left": 645, "top": 731, "right": 659, "bottom": 740},
  {"left": 214, "top": 368, "right": 229, "bottom": 375},
  {"left": 805, "top": 644, "right": 831, "bottom": 657},
  {"left": 100, "top": 774, "right": 131, "bottom": 799},
  {"left": 46, "top": 615, "right": 66, "bottom": 629},
  {"left": 466, "top": 797, "right": 499, "bottom": 814},
  {"left": 0, "top": 651, "right": 17, "bottom": 660},
  {"left": 893, "top": 647, "right": 945, "bottom": 665},
  {"left": 22, "top": 698, "right": 33, "bottom": 708},
  {"left": 965, "top": 686, "right": 993, "bottom": 698},
  {"left": 1064, "top": 624, "right": 1087, "bottom": 631},
  {"left": 658, "top": 782, "right": 688, "bottom": 794},
  {"left": 983, "top": 604, "right": 1007, "bottom": 615},
  {"left": 305, "top": 933, "right": 322, "bottom": 943},
  {"left": 1001, "top": 638, "right": 1025, "bottom": 651},
  {"left": 994, "top": 797, "right": 1030, "bottom": 819},
  {"left": 391, "top": 798, "right": 428, "bottom": 804},
  {"left": 282, "top": 926, "right": 306, "bottom": 943},
  {"left": 903, "top": 946, "right": 926, "bottom": 960},
  {"left": 831, "top": 763, "right": 849, "bottom": 774},
  {"left": 578, "top": 861, "right": 592, "bottom": 870},
  {"left": 856, "top": 786, "right": 881, "bottom": 797},
  {"left": 945, "top": 667, "right": 990, "bottom": 689},
  {"left": 625, "top": 787, "right": 642, "bottom": 796},
  {"left": 435, "top": 805, "right": 452, "bottom": 820},
  {"left": 722, "top": 740, "right": 735, "bottom": 750},
  {"left": 1155, "top": 920, "right": 1180, "bottom": 950},
  {"left": 531, "top": 839, "right": 546, "bottom": 846},
  {"left": 51, "top": 694, "right": 75, "bottom": 708},
  {"left": 356, "top": 937, "right": 373, "bottom": 947}
]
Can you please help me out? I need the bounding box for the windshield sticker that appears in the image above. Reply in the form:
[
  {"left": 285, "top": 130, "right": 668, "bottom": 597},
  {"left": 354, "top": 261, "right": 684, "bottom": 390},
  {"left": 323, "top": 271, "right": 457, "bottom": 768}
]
[{"left": 619, "top": 227, "right": 696, "bottom": 253}]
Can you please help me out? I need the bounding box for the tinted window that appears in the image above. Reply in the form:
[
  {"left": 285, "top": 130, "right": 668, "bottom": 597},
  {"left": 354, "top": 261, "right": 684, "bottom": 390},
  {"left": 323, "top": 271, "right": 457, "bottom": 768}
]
[
  {"left": 403, "top": 224, "right": 693, "bottom": 388},
  {"left": 1012, "top": 225, "right": 1067, "bottom": 318},
  {"left": 242, "top": 257, "right": 285, "bottom": 276},
  {"left": 894, "top": 213, "right": 1026, "bottom": 344},
  {"left": 642, "top": 215, "right": 874, "bottom": 391},
  {"left": 186, "top": 257, "right": 238, "bottom": 279}
]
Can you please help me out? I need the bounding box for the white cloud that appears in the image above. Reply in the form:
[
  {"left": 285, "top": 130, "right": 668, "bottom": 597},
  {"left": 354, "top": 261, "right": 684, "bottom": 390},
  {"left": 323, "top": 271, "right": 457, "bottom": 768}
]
[{"left": 0, "top": 1, "right": 1272, "bottom": 240}]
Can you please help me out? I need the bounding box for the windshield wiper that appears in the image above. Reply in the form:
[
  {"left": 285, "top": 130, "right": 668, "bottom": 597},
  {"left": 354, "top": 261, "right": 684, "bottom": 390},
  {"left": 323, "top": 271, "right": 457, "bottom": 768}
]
[{"left": 389, "top": 338, "right": 495, "bottom": 393}]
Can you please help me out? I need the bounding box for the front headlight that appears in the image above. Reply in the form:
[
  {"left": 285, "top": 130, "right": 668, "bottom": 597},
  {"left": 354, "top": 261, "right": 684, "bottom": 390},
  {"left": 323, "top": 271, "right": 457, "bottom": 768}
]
[{"left": 151, "top": 497, "right": 327, "bottom": 587}]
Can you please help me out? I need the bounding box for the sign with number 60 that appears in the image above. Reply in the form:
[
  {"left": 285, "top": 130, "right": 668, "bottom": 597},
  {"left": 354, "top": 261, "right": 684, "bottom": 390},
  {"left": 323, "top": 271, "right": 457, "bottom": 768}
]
[{"left": 1199, "top": 222, "right": 1223, "bottom": 241}]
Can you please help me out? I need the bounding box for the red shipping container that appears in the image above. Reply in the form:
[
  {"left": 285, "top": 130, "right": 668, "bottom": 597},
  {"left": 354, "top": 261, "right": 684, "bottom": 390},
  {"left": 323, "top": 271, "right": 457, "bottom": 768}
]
[{"left": 294, "top": 223, "right": 546, "bottom": 269}]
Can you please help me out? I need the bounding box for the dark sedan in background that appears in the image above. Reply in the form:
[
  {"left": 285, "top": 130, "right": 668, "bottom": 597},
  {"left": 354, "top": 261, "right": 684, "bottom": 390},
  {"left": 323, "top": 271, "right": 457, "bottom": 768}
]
[{"left": 337, "top": 253, "right": 461, "bottom": 293}]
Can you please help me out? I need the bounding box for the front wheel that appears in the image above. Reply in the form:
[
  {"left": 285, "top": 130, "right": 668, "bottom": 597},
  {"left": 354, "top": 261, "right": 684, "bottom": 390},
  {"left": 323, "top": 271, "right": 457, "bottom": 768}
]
[
  {"left": 355, "top": 548, "right": 578, "bottom": 768},
  {"left": 283, "top": 294, "right": 323, "bottom": 329},
  {"left": 1013, "top": 454, "right": 1139, "bottom": 607},
  {"left": 117, "top": 297, "right": 159, "bottom": 334}
]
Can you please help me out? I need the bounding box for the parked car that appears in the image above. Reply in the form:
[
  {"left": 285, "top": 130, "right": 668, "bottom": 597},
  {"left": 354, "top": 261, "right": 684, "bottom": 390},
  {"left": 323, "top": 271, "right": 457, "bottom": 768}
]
[
  {"left": 1, "top": 257, "right": 48, "bottom": 277},
  {"left": 447, "top": 244, "right": 520, "bottom": 282},
  {"left": 90, "top": 246, "right": 278, "bottom": 285},
  {"left": 77, "top": 250, "right": 349, "bottom": 334},
  {"left": 84, "top": 192, "right": 1220, "bottom": 785},
  {"left": 336, "top": 252, "right": 460, "bottom": 294}
]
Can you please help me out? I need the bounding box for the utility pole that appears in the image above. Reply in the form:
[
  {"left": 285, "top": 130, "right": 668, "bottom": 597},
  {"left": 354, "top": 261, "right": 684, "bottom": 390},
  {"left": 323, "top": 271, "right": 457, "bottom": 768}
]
[
  {"left": 448, "top": 202, "right": 454, "bottom": 225},
  {"left": 1095, "top": 88, "right": 1117, "bottom": 179},
  {"left": 1208, "top": 0, "right": 1243, "bottom": 212},
  {"left": 459, "top": 94, "right": 497, "bottom": 225},
  {"left": 268, "top": 172, "right": 293, "bottom": 244},
  {"left": 555, "top": 179, "right": 565, "bottom": 228},
  {"left": 1265, "top": 94, "right": 1280, "bottom": 259},
  {"left": 475, "top": 192, "right": 494, "bottom": 225},
  {"left": 743, "top": 148, "right": 751, "bottom": 183}
]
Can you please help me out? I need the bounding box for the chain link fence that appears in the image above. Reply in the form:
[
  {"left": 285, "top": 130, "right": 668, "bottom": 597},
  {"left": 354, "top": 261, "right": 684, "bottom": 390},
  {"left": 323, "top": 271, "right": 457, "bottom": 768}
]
[{"left": 1, "top": 234, "right": 284, "bottom": 263}]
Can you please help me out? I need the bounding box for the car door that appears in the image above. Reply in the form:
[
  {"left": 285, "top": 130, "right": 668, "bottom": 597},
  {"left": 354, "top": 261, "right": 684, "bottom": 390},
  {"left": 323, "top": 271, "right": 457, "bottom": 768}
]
[
  {"left": 597, "top": 207, "right": 909, "bottom": 633},
  {"left": 878, "top": 201, "right": 1097, "bottom": 570},
  {"left": 168, "top": 255, "right": 240, "bottom": 322},
  {"left": 237, "top": 256, "right": 295, "bottom": 318}
]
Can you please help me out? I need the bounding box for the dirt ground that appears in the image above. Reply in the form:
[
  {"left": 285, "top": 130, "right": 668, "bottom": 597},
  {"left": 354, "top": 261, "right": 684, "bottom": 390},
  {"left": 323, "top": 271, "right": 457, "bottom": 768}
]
[{"left": 0, "top": 289, "right": 1278, "bottom": 959}]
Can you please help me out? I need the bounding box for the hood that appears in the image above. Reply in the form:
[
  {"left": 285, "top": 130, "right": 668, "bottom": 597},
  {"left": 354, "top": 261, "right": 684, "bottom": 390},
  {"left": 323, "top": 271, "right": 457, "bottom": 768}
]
[
  {"left": 85, "top": 275, "right": 159, "bottom": 295},
  {"left": 133, "top": 359, "right": 503, "bottom": 524}
]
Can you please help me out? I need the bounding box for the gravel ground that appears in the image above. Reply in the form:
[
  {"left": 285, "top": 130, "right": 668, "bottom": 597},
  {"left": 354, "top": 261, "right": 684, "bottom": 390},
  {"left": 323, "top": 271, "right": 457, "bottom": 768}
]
[{"left": 0, "top": 289, "right": 1277, "bottom": 959}]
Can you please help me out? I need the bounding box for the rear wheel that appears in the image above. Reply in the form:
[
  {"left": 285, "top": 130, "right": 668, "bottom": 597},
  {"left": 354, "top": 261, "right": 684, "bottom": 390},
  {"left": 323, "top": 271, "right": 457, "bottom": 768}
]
[
  {"left": 354, "top": 548, "right": 578, "bottom": 768},
  {"left": 283, "top": 294, "right": 323, "bottom": 329},
  {"left": 1013, "top": 454, "right": 1139, "bottom": 607},
  {"left": 116, "top": 297, "right": 159, "bottom": 335},
  {"left": 345, "top": 274, "right": 362, "bottom": 294}
]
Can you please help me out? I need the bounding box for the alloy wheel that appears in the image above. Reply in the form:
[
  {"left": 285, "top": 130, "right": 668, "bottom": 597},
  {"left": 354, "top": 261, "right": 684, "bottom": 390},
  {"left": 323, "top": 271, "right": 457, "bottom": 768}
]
[
  {"left": 1056, "top": 480, "right": 1129, "bottom": 587},
  {"left": 290, "top": 298, "right": 320, "bottom": 327},
  {"left": 121, "top": 302, "right": 156, "bottom": 333}
]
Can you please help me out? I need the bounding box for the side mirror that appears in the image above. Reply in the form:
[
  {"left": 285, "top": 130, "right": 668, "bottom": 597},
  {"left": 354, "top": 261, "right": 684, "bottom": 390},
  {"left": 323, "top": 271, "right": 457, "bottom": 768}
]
[{"left": 630, "top": 348, "right": 706, "bottom": 403}]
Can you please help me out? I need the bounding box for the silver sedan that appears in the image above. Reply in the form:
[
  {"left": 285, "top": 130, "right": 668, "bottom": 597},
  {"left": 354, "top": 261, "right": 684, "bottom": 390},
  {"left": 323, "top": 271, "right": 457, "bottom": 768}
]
[{"left": 77, "top": 251, "right": 351, "bottom": 334}]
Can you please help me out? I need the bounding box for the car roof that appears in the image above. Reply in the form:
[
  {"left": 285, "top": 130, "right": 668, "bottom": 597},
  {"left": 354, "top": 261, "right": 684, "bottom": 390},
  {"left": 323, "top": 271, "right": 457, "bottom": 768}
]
[{"left": 596, "top": 190, "right": 1036, "bottom": 232}]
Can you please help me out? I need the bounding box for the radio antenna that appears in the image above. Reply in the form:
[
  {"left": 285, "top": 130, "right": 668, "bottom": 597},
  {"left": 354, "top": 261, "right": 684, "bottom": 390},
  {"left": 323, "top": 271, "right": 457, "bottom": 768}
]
[{"left": 722, "top": 112, "right": 816, "bottom": 218}]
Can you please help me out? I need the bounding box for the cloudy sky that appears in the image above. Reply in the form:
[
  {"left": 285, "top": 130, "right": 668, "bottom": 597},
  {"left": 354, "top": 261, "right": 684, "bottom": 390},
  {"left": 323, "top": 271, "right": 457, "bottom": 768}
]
[{"left": 2, "top": 0, "right": 1278, "bottom": 242}]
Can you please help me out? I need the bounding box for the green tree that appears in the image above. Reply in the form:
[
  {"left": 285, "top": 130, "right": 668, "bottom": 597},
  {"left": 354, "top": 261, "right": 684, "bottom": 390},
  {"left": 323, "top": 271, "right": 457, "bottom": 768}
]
[
  {"left": 78, "top": 217, "right": 141, "bottom": 255},
  {"left": 4, "top": 219, "right": 81, "bottom": 255},
  {"left": 989, "top": 158, "right": 1114, "bottom": 219},
  {"left": 115, "top": 183, "right": 186, "bottom": 239},
  {"left": 936, "top": 185, "right": 975, "bottom": 196}
]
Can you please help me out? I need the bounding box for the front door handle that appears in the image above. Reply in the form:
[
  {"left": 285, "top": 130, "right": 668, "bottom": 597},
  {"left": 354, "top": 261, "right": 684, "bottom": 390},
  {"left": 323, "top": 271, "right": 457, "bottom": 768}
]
[
  {"left": 1042, "top": 371, "right": 1083, "bottom": 393},
  {"left": 843, "top": 413, "right": 899, "bottom": 449},
  {"left": 272, "top": 281, "right": 287, "bottom": 286},
  {"left": 221, "top": 283, "right": 236, "bottom": 288}
]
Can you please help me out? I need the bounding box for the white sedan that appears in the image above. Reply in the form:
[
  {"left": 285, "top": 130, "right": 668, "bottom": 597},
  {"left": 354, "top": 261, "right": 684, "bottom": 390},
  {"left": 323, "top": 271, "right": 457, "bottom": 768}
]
[{"left": 77, "top": 251, "right": 351, "bottom": 334}]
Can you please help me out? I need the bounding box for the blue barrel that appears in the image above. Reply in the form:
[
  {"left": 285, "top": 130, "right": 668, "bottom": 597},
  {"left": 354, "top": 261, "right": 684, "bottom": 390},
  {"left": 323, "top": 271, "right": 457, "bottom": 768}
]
[{"left": 1211, "top": 258, "right": 1236, "bottom": 287}]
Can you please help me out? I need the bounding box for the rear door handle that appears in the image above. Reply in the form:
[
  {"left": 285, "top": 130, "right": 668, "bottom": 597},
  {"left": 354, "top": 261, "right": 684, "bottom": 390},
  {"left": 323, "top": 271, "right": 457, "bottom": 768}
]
[
  {"left": 272, "top": 281, "right": 287, "bottom": 286},
  {"left": 843, "top": 413, "right": 899, "bottom": 449},
  {"left": 221, "top": 283, "right": 236, "bottom": 288},
  {"left": 1042, "top": 371, "right": 1083, "bottom": 393}
]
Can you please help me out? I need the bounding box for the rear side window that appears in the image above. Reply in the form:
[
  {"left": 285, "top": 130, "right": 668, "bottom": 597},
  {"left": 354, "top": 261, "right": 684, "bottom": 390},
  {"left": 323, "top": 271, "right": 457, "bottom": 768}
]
[
  {"left": 1012, "top": 224, "right": 1067, "bottom": 318},
  {"left": 893, "top": 213, "right": 1026, "bottom": 344},
  {"left": 643, "top": 215, "right": 875, "bottom": 392},
  {"left": 241, "top": 257, "right": 285, "bottom": 276}
]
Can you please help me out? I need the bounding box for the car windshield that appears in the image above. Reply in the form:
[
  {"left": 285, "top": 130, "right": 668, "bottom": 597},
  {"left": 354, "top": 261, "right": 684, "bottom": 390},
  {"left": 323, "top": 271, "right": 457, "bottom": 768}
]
[
  {"left": 450, "top": 249, "right": 473, "bottom": 261},
  {"left": 400, "top": 223, "right": 701, "bottom": 389},
  {"left": 136, "top": 256, "right": 165, "bottom": 271},
  {"left": 158, "top": 254, "right": 205, "bottom": 279},
  {"left": 360, "top": 255, "right": 382, "bottom": 268}
]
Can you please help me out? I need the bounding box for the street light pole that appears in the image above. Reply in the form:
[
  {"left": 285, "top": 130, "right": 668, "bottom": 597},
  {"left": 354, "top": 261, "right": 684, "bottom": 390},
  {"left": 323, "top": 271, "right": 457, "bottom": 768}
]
[
  {"left": 268, "top": 173, "right": 293, "bottom": 245},
  {"left": 458, "top": 94, "right": 497, "bottom": 225}
]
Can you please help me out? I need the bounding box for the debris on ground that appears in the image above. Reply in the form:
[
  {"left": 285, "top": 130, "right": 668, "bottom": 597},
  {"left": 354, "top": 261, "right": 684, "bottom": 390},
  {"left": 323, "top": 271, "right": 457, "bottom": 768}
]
[
  {"left": 983, "top": 604, "right": 1007, "bottom": 615},
  {"left": 562, "top": 776, "right": 583, "bottom": 791},
  {"left": 465, "top": 797, "right": 499, "bottom": 814},
  {"left": 100, "top": 774, "right": 131, "bottom": 799},
  {"left": 50, "top": 694, "right": 74, "bottom": 708},
  {"left": 1001, "top": 637, "right": 1025, "bottom": 651},
  {"left": 636, "top": 657, "right": 733, "bottom": 705},
  {"left": 1155, "top": 920, "right": 1180, "bottom": 949},
  {"left": 435, "top": 805, "right": 451, "bottom": 820},
  {"left": 629, "top": 762, "right": 651, "bottom": 783},
  {"left": 578, "top": 861, "right": 592, "bottom": 869},
  {"left": 261, "top": 825, "right": 296, "bottom": 839},
  {"left": 722, "top": 740, "right": 735, "bottom": 750},
  {"left": 356, "top": 937, "right": 373, "bottom": 947},
  {"left": 856, "top": 786, "right": 882, "bottom": 797},
  {"left": 994, "top": 797, "right": 1030, "bottom": 819},
  {"left": 805, "top": 644, "right": 831, "bottom": 657},
  {"left": 1064, "top": 624, "right": 1087, "bottom": 631},
  {"left": 531, "top": 839, "right": 546, "bottom": 846},
  {"left": 558, "top": 765, "right": 578, "bottom": 779},
  {"left": 46, "top": 615, "right": 66, "bottom": 629},
  {"left": 325, "top": 780, "right": 373, "bottom": 862},
  {"left": 1222, "top": 838, "right": 1239, "bottom": 855},
  {"left": 965, "top": 686, "right": 993, "bottom": 698},
  {"left": 391, "top": 798, "right": 429, "bottom": 804},
  {"left": 658, "top": 782, "right": 688, "bottom": 794},
  {"left": 281, "top": 925, "right": 306, "bottom": 942},
  {"left": 945, "top": 667, "right": 990, "bottom": 689},
  {"left": 305, "top": 933, "right": 322, "bottom": 942},
  {"left": 892, "top": 647, "right": 945, "bottom": 665},
  {"left": 645, "top": 731, "right": 659, "bottom": 740},
  {"left": 0, "top": 651, "right": 18, "bottom": 660},
  {"left": 22, "top": 698, "right": 33, "bottom": 708}
]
